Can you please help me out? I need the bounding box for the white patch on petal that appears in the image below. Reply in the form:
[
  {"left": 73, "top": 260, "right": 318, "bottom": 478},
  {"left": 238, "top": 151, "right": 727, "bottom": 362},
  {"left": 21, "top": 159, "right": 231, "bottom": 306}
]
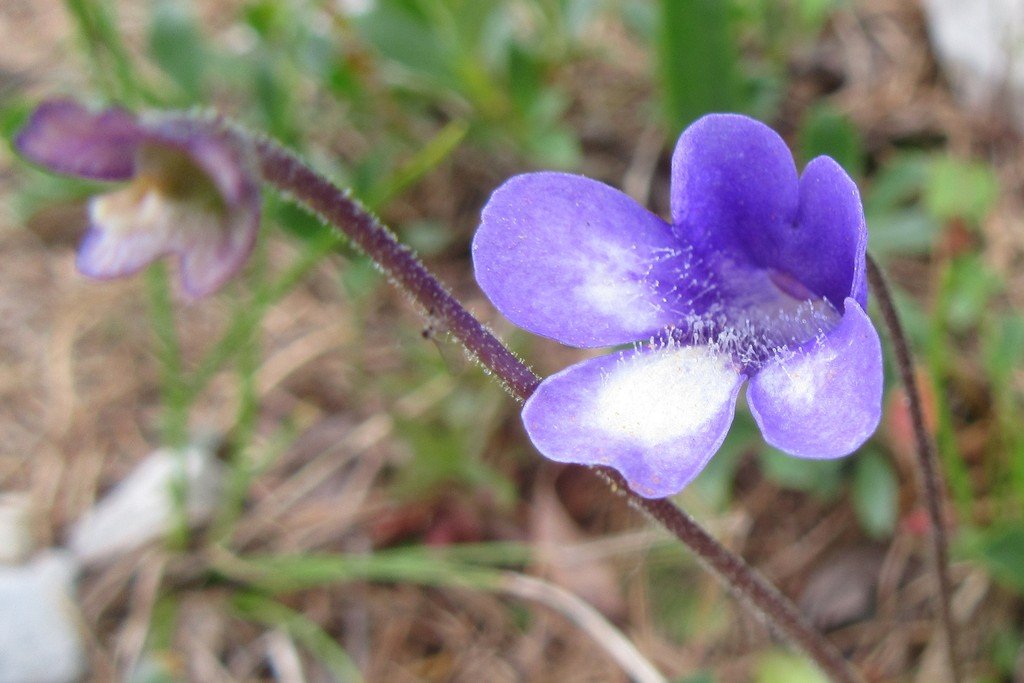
[
  {"left": 574, "top": 242, "right": 663, "bottom": 333},
  {"left": 755, "top": 341, "right": 839, "bottom": 410},
  {"left": 593, "top": 346, "right": 739, "bottom": 448},
  {"left": 83, "top": 185, "right": 225, "bottom": 278}
]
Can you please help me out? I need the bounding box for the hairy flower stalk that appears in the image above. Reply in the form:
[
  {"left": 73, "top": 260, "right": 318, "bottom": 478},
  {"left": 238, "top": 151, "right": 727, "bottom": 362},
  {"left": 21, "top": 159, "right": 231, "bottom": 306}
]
[
  {"left": 250, "top": 134, "right": 862, "bottom": 683},
  {"left": 866, "top": 256, "right": 959, "bottom": 682}
]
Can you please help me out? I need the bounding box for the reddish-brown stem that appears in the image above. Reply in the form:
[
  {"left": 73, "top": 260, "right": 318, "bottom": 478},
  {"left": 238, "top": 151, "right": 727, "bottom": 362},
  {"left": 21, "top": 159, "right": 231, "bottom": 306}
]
[
  {"left": 866, "top": 255, "right": 959, "bottom": 681},
  {"left": 253, "top": 135, "right": 862, "bottom": 683}
]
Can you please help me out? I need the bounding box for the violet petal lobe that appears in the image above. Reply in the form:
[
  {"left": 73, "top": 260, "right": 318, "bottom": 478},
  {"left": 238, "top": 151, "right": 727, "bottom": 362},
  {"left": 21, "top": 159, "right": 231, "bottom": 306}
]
[
  {"left": 14, "top": 100, "right": 142, "bottom": 181},
  {"left": 788, "top": 156, "right": 868, "bottom": 310},
  {"left": 522, "top": 344, "right": 745, "bottom": 498},
  {"left": 472, "top": 172, "right": 686, "bottom": 348},
  {"left": 160, "top": 124, "right": 262, "bottom": 297},
  {"left": 670, "top": 114, "right": 798, "bottom": 262},
  {"left": 77, "top": 190, "right": 181, "bottom": 280},
  {"left": 746, "top": 298, "right": 882, "bottom": 459},
  {"left": 176, "top": 196, "right": 260, "bottom": 298}
]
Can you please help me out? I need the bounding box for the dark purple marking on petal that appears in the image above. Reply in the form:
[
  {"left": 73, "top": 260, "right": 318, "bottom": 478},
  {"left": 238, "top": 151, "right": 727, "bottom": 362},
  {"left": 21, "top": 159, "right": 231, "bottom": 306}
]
[
  {"left": 522, "top": 344, "right": 745, "bottom": 498},
  {"left": 474, "top": 172, "right": 706, "bottom": 348},
  {"left": 746, "top": 298, "right": 882, "bottom": 458},
  {"left": 14, "top": 100, "right": 143, "bottom": 181}
]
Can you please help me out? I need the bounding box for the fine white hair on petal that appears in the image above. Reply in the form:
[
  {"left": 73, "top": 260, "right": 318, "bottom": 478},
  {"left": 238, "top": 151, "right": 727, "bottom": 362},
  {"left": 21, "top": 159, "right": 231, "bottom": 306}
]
[
  {"left": 593, "top": 345, "right": 739, "bottom": 448},
  {"left": 759, "top": 339, "right": 840, "bottom": 410},
  {"left": 574, "top": 242, "right": 671, "bottom": 333}
]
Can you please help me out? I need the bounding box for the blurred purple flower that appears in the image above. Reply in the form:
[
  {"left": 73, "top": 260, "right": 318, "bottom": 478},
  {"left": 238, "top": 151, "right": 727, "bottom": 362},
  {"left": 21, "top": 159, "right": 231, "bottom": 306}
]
[
  {"left": 473, "top": 114, "right": 882, "bottom": 498},
  {"left": 15, "top": 100, "right": 260, "bottom": 298}
]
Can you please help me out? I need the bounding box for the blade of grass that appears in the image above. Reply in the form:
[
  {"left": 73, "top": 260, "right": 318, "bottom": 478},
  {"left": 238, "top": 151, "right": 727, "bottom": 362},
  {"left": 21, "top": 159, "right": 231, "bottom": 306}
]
[
  {"left": 232, "top": 592, "right": 364, "bottom": 682},
  {"left": 215, "top": 548, "right": 666, "bottom": 683},
  {"left": 64, "top": 0, "right": 148, "bottom": 105},
  {"left": 928, "top": 261, "right": 974, "bottom": 514},
  {"left": 363, "top": 119, "right": 469, "bottom": 210},
  {"left": 656, "top": 0, "right": 739, "bottom": 135},
  {"left": 145, "top": 263, "right": 189, "bottom": 449}
]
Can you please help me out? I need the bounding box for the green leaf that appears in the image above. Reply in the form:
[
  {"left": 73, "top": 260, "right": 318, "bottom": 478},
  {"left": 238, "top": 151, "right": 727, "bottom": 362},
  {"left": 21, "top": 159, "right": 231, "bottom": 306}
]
[
  {"left": 852, "top": 450, "right": 898, "bottom": 539},
  {"left": 795, "top": 0, "right": 840, "bottom": 29},
  {"left": 232, "top": 593, "right": 364, "bottom": 682},
  {"left": 945, "top": 254, "right": 1003, "bottom": 332},
  {"left": 755, "top": 651, "right": 828, "bottom": 683},
  {"left": 983, "top": 313, "right": 1024, "bottom": 383},
  {"left": 353, "top": 1, "right": 456, "bottom": 89},
  {"left": 959, "top": 525, "right": 1024, "bottom": 593},
  {"left": 691, "top": 411, "right": 758, "bottom": 509},
  {"left": 656, "top": 0, "right": 740, "bottom": 135},
  {"left": 800, "top": 104, "right": 863, "bottom": 177},
  {"left": 148, "top": 0, "right": 206, "bottom": 101},
  {"left": 524, "top": 126, "right": 581, "bottom": 169},
  {"left": 925, "top": 156, "right": 999, "bottom": 226},
  {"left": 866, "top": 209, "right": 940, "bottom": 256},
  {"left": 863, "top": 154, "right": 929, "bottom": 214},
  {"left": 254, "top": 57, "right": 298, "bottom": 145},
  {"left": 759, "top": 447, "right": 844, "bottom": 499}
]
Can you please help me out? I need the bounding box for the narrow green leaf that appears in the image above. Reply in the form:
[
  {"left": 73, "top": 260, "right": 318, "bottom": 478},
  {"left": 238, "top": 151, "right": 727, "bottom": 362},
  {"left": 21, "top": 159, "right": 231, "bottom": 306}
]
[
  {"left": 925, "top": 156, "right": 999, "bottom": 226},
  {"left": 800, "top": 105, "right": 863, "bottom": 177},
  {"left": 959, "top": 525, "right": 1024, "bottom": 593},
  {"left": 149, "top": 0, "right": 207, "bottom": 101},
  {"left": 232, "top": 593, "right": 364, "bottom": 682},
  {"left": 656, "top": 0, "right": 739, "bottom": 135}
]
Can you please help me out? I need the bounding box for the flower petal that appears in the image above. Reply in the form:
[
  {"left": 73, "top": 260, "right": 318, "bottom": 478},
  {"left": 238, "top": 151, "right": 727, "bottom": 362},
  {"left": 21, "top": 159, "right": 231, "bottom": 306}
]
[
  {"left": 77, "top": 188, "right": 178, "bottom": 280},
  {"left": 159, "top": 125, "right": 262, "bottom": 297},
  {"left": 473, "top": 172, "right": 691, "bottom": 348},
  {"left": 523, "top": 345, "right": 744, "bottom": 498},
  {"left": 746, "top": 298, "right": 882, "bottom": 458},
  {"left": 670, "top": 114, "right": 799, "bottom": 261},
  {"left": 15, "top": 100, "right": 143, "bottom": 181},
  {"left": 145, "top": 117, "right": 259, "bottom": 210},
  {"left": 177, "top": 201, "right": 260, "bottom": 298},
  {"left": 791, "top": 156, "right": 869, "bottom": 310}
]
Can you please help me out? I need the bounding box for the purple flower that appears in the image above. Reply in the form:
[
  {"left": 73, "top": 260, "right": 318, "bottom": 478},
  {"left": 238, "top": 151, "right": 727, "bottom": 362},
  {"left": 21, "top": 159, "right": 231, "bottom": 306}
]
[
  {"left": 473, "top": 114, "right": 883, "bottom": 498},
  {"left": 15, "top": 100, "right": 260, "bottom": 298}
]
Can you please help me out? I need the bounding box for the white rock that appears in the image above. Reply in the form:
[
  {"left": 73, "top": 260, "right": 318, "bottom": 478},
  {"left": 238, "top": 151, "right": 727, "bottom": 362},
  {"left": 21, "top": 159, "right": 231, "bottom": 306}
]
[
  {"left": 0, "top": 493, "right": 33, "bottom": 564},
  {"left": 69, "top": 445, "right": 224, "bottom": 566},
  {"left": 923, "top": 0, "right": 1024, "bottom": 126},
  {"left": 0, "top": 551, "right": 85, "bottom": 683}
]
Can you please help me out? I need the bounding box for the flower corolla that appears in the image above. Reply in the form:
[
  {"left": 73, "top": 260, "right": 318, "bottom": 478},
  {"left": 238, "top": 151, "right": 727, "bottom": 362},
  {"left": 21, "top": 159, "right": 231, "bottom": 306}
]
[
  {"left": 15, "top": 100, "right": 260, "bottom": 298},
  {"left": 473, "top": 114, "right": 883, "bottom": 498}
]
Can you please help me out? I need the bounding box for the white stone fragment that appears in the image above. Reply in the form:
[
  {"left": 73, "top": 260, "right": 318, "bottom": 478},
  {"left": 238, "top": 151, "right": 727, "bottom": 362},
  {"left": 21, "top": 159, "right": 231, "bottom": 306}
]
[
  {"left": 69, "top": 445, "right": 224, "bottom": 566},
  {"left": 0, "top": 493, "right": 33, "bottom": 564},
  {"left": 0, "top": 550, "right": 85, "bottom": 683},
  {"left": 923, "top": 0, "right": 1024, "bottom": 127}
]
